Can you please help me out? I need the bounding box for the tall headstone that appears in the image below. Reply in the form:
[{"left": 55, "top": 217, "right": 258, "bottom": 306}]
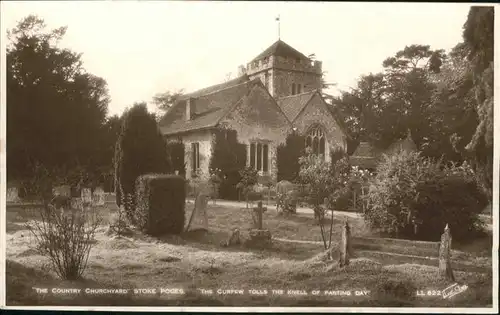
[
  {"left": 81, "top": 188, "right": 92, "bottom": 207},
  {"left": 92, "top": 187, "right": 105, "bottom": 206},
  {"left": 6, "top": 187, "right": 20, "bottom": 203},
  {"left": 185, "top": 193, "right": 209, "bottom": 232},
  {"left": 439, "top": 224, "right": 455, "bottom": 281},
  {"left": 339, "top": 219, "right": 352, "bottom": 267}
]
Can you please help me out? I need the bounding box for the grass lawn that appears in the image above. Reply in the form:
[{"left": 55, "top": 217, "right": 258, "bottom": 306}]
[{"left": 5, "top": 202, "right": 493, "bottom": 307}]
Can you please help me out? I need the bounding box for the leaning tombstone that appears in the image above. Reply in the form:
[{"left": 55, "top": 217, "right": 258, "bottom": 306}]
[
  {"left": 92, "top": 187, "right": 105, "bottom": 206},
  {"left": 439, "top": 224, "right": 455, "bottom": 281},
  {"left": 339, "top": 219, "right": 352, "bottom": 267},
  {"left": 185, "top": 193, "right": 209, "bottom": 232}
]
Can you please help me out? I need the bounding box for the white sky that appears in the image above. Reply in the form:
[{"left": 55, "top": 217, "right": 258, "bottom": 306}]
[{"left": 1, "top": 1, "right": 473, "bottom": 117}]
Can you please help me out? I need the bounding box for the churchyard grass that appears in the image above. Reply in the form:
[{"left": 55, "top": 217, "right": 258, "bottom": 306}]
[{"left": 5, "top": 202, "right": 493, "bottom": 307}]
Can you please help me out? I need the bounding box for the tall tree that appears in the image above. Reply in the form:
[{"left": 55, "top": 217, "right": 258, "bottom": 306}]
[
  {"left": 114, "top": 102, "right": 171, "bottom": 219},
  {"left": 462, "top": 6, "right": 494, "bottom": 198},
  {"left": 7, "top": 15, "right": 109, "bottom": 183}
]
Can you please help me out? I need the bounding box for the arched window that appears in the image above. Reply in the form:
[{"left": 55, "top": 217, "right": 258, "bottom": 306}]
[
  {"left": 305, "top": 126, "right": 326, "bottom": 159},
  {"left": 291, "top": 83, "right": 296, "bottom": 95}
]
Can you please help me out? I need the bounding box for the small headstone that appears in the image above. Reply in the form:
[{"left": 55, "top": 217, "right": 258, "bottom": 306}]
[
  {"left": 338, "top": 219, "right": 352, "bottom": 267},
  {"left": 6, "top": 187, "right": 20, "bottom": 203},
  {"left": 439, "top": 224, "right": 455, "bottom": 281},
  {"left": 92, "top": 187, "right": 105, "bottom": 206},
  {"left": 81, "top": 188, "right": 92, "bottom": 206},
  {"left": 52, "top": 185, "right": 71, "bottom": 197},
  {"left": 220, "top": 228, "right": 241, "bottom": 247}
]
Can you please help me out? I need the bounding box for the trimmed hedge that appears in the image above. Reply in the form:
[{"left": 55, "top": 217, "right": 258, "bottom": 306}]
[{"left": 135, "top": 174, "right": 186, "bottom": 236}]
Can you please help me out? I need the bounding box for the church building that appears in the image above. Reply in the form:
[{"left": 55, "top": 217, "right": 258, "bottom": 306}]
[{"left": 159, "top": 39, "right": 349, "bottom": 181}]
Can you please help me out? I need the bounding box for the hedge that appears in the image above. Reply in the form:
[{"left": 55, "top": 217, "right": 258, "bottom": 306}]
[{"left": 135, "top": 174, "right": 186, "bottom": 236}]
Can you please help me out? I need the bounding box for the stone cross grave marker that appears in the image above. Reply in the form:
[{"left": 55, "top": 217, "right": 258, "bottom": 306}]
[
  {"left": 92, "top": 187, "right": 105, "bottom": 206},
  {"left": 439, "top": 224, "right": 455, "bottom": 281},
  {"left": 185, "top": 193, "right": 209, "bottom": 232},
  {"left": 252, "top": 201, "right": 267, "bottom": 229}
]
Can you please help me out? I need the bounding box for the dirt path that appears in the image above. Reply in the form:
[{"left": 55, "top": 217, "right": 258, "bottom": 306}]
[{"left": 187, "top": 198, "right": 363, "bottom": 219}]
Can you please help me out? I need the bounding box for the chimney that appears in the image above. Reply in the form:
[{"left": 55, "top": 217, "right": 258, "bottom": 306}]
[{"left": 186, "top": 98, "right": 193, "bottom": 121}]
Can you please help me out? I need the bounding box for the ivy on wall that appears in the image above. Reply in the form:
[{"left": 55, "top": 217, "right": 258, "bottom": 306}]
[
  {"left": 277, "top": 131, "right": 306, "bottom": 182},
  {"left": 209, "top": 128, "right": 247, "bottom": 200}
]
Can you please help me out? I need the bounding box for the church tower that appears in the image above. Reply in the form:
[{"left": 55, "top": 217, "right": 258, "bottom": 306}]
[{"left": 245, "top": 40, "right": 323, "bottom": 98}]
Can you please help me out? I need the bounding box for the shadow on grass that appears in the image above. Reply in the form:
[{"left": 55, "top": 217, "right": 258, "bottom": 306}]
[{"left": 5, "top": 260, "right": 224, "bottom": 306}]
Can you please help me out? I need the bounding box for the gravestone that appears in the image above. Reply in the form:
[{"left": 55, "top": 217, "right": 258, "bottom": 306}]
[
  {"left": 185, "top": 193, "right": 209, "bottom": 232},
  {"left": 220, "top": 228, "right": 241, "bottom": 247},
  {"left": 92, "top": 187, "right": 105, "bottom": 206},
  {"left": 439, "top": 224, "right": 455, "bottom": 281},
  {"left": 6, "top": 187, "right": 20, "bottom": 203},
  {"left": 339, "top": 219, "right": 352, "bottom": 267},
  {"left": 81, "top": 188, "right": 92, "bottom": 208},
  {"left": 52, "top": 185, "right": 71, "bottom": 197},
  {"left": 248, "top": 201, "right": 272, "bottom": 247}
]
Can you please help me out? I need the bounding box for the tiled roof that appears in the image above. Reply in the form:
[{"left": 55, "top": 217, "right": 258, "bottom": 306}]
[
  {"left": 177, "top": 74, "right": 250, "bottom": 101},
  {"left": 276, "top": 91, "right": 316, "bottom": 122},
  {"left": 159, "top": 78, "right": 258, "bottom": 135},
  {"left": 251, "top": 40, "right": 310, "bottom": 62}
]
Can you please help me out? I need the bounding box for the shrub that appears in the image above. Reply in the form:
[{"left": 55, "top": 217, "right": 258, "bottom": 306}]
[
  {"left": 236, "top": 167, "right": 258, "bottom": 207},
  {"left": 114, "top": 103, "right": 171, "bottom": 223},
  {"left": 364, "top": 151, "right": 488, "bottom": 241},
  {"left": 277, "top": 132, "right": 305, "bottom": 182},
  {"left": 209, "top": 128, "right": 247, "bottom": 200},
  {"left": 276, "top": 191, "right": 298, "bottom": 214},
  {"left": 135, "top": 174, "right": 186, "bottom": 236},
  {"left": 25, "top": 205, "right": 101, "bottom": 280}
]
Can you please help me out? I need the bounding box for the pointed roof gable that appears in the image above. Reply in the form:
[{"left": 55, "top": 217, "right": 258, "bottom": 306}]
[
  {"left": 276, "top": 90, "right": 316, "bottom": 122},
  {"left": 251, "top": 39, "right": 310, "bottom": 62},
  {"left": 159, "top": 78, "right": 258, "bottom": 135}
]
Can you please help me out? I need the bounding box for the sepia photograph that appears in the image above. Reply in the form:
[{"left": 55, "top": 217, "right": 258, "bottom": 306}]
[{"left": 1, "top": 1, "right": 497, "bottom": 312}]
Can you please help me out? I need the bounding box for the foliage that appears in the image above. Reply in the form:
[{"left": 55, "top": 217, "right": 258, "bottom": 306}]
[
  {"left": 364, "top": 150, "right": 487, "bottom": 241},
  {"left": 276, "top": 191, "right": 298, "bottom": 215},
  {"left": 298, "top": 147, "right": 349, "bottom": 250},
  {"left": 135, "top": 174, "right": 186, "bottom": 236},
  {"left": 114, "top": 103, "right": 171, "bottom": 223},
  {"left": 277, "top": 132, "right": 306, "bottom": 182},
  {"left": 237, "top": 167, "right": 259, "bottom": 207},
  {"left": 7, "top": 15, "right": 110, "bottom": 182},
  {"left": 152, "top": 89, "right": 184, "bottom": 121},
  {"left": 208, "top": 128, "right": 247, "bottom": 200},
  {"left": 208, "top": 168, "right": 223, "bottom": 200}
]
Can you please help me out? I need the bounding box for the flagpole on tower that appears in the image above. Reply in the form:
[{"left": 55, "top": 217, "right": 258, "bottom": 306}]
[{"left": 276, "top": 15, "right": 280, "bottom": 40}]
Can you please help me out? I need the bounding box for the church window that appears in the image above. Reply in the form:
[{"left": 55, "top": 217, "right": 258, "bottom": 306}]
[
  {"left": 250, "top": 142, "right": 269, "bottom": 173},
  {"left": 291, "top": 83, "right": 296, "bottom": 95},
  {"left": 297, "top": 84, "right": 302, "bottom": 94},
  {"left": 305, "top": 126, "right": 326, "bottom": 159},
  {"left": 264, "top": 72, "right": 269, "bottom": 89},
  {"left": 191, "top": 142, "right": 200, "bottom": 174}
]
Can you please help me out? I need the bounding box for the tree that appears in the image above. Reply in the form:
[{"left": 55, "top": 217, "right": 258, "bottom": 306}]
[
  {"left": 152, "top": 89, "right": 184, "bottom": 116},
  {"left": 114, "top": 102, "right": 171, "bottom": 221},
  {"left": 7, "top": 15, "right": 109, "bottom": 183},
  {"left": 461, "top": 6, "right": 494, "bottom": 199}
]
